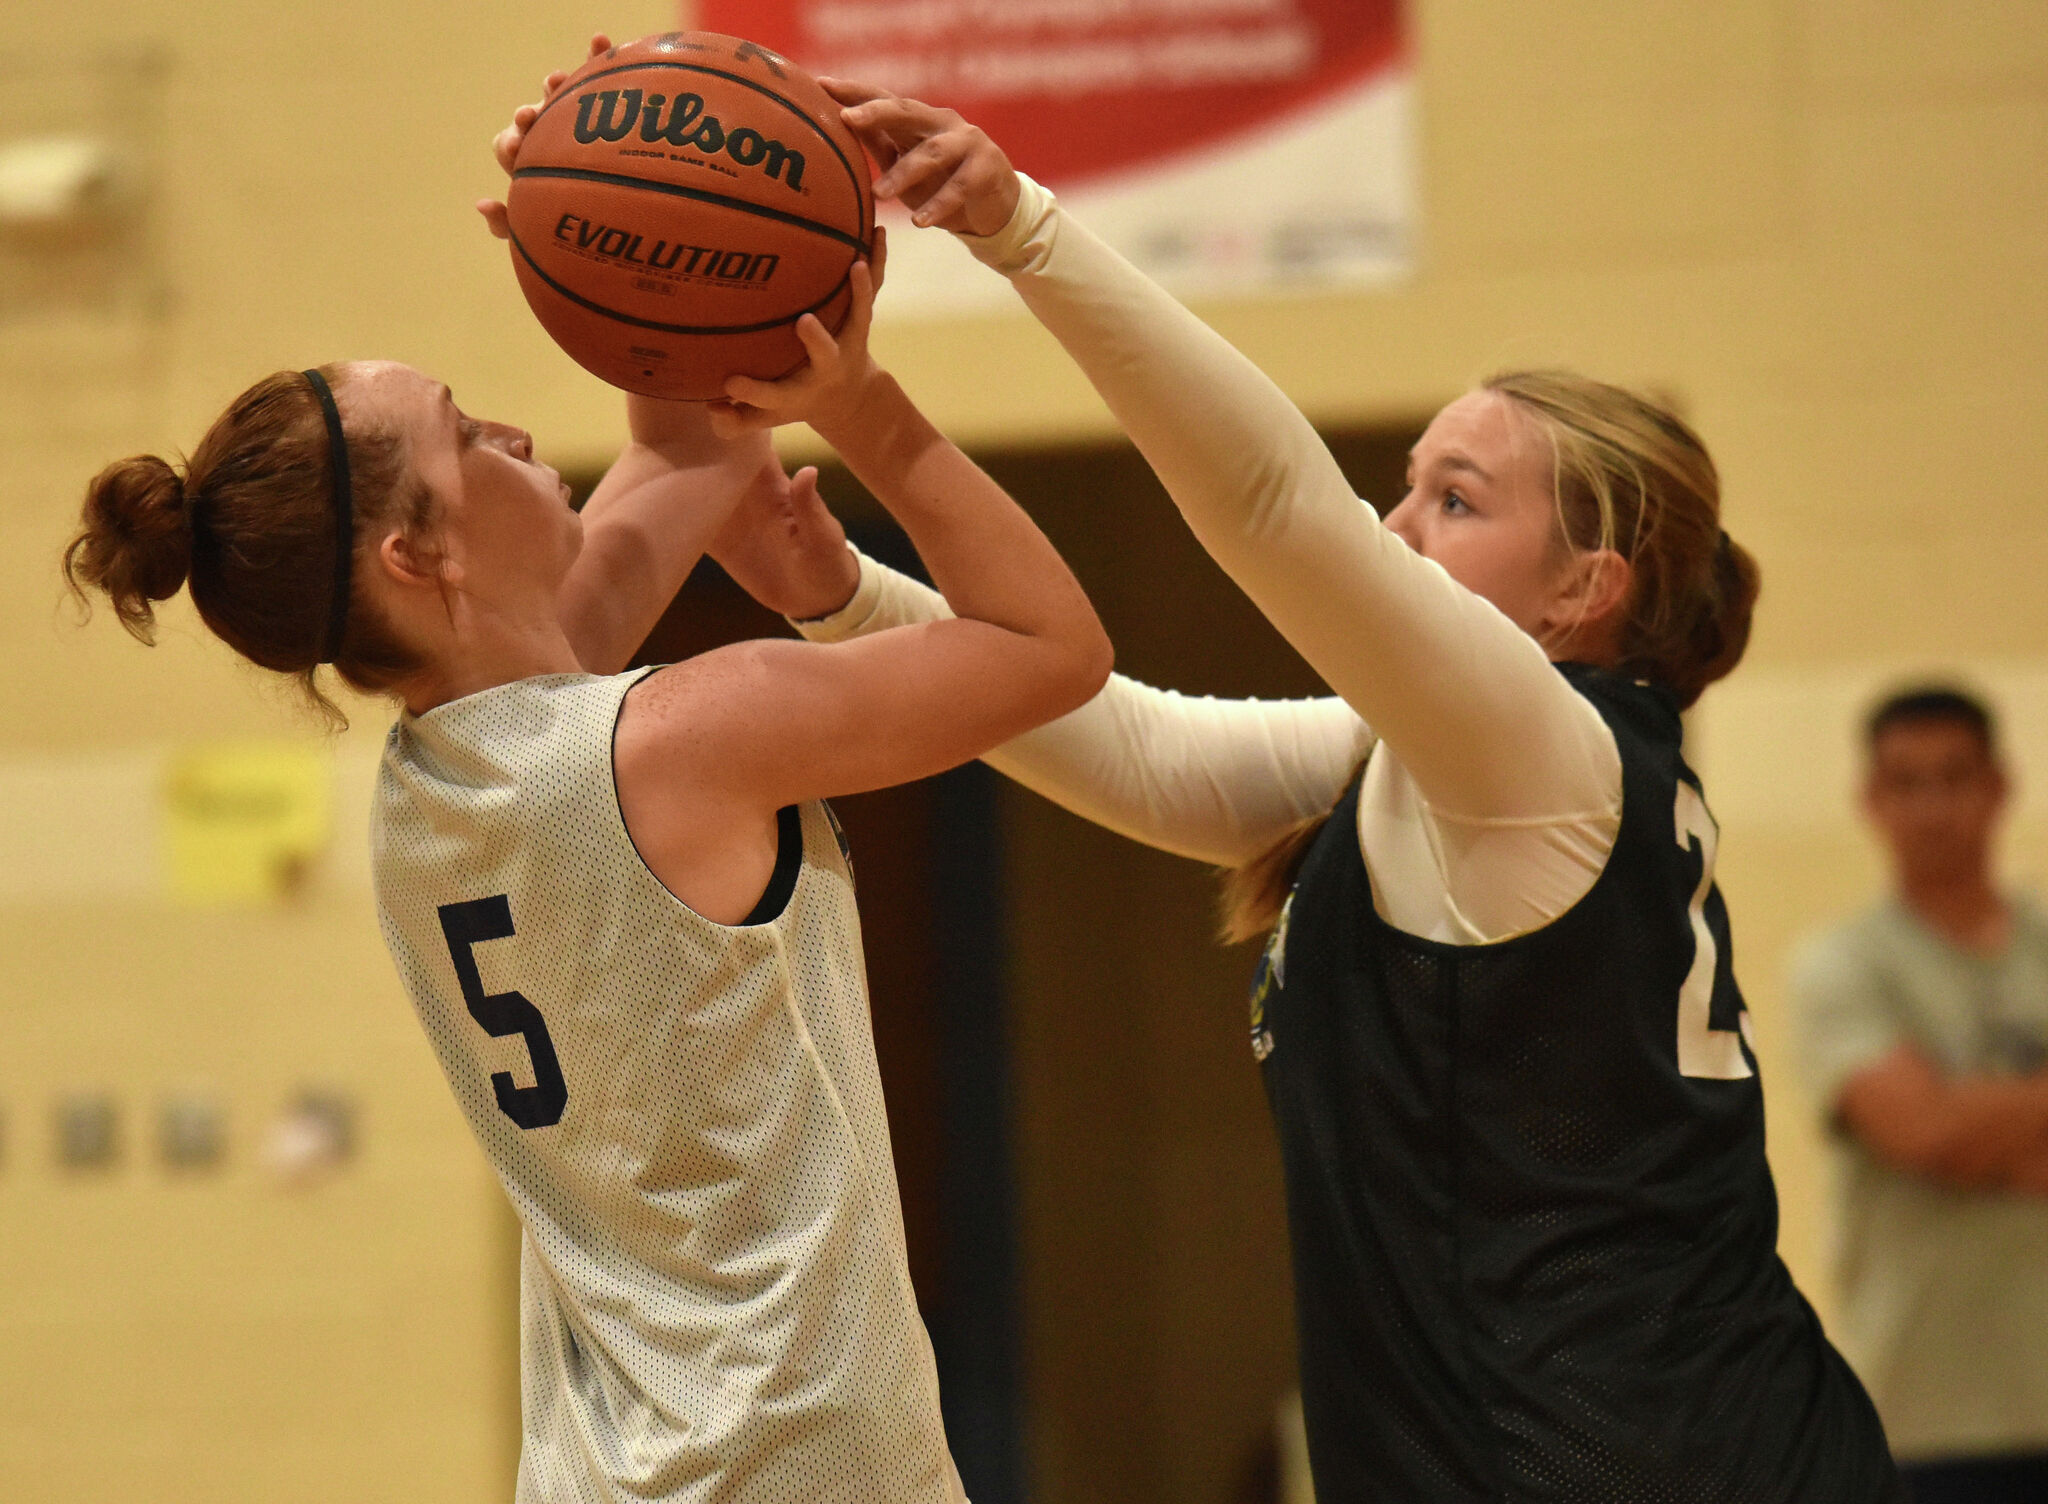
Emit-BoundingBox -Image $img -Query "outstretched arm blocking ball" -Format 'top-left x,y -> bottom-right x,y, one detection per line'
818,80 -> 1020,235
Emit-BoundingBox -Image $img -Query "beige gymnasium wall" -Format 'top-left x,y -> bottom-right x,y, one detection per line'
1,0 -> 2044,1498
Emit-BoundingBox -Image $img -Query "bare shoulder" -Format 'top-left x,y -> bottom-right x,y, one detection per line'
612,641 -> 811,925
615,638 -> 815,776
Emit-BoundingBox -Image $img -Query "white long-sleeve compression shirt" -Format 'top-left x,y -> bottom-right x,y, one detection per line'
802,179 -> 1623,945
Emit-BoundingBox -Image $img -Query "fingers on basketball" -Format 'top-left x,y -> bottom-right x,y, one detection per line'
819,76 -> 893,109
834,108 -> 904,172
911,156 -> 989,230
862,135 -> 905,177
839,260 -> 878,346
537,35 -> 605,104
706,399 -> 776,439
719,362 -> 795,410
866,98 -> 956,150
865,225 -> 889,294
843,98 -> 946,175
789,466 -> 821,510
881,130 -> 976,207
792,312 -> 843,373
501,96 -> 550,170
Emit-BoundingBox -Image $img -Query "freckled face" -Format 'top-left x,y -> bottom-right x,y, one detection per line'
347,361 -> 581,596
1381,389 -> 1573,642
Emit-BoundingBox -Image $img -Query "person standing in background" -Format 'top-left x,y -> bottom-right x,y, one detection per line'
1792,687 -> 2048,1503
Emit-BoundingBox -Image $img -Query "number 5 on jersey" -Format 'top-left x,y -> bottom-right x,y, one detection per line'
1673,782 -> 1754,1081
438,895 -> 570,1128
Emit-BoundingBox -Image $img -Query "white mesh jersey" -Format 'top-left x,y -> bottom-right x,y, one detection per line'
371,669 -> 966,1504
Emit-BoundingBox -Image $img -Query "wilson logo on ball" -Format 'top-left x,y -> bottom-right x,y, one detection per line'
504,30 -> 874,400
572,89 -> 808,190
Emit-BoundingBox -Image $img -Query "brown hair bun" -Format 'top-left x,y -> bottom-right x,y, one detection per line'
64,366 -> 441,729
66,454 -> 194,643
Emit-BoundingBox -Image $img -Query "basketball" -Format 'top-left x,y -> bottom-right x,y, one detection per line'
504,32 -> 874,401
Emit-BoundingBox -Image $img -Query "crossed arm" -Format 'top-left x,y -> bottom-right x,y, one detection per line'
1837,1045 -> 2048,1195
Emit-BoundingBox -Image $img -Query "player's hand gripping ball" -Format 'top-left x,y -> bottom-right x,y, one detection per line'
504,32 -> 875,401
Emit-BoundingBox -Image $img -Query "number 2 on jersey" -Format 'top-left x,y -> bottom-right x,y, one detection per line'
1673,782 -> 1754,1081
438,895 -> 570,1128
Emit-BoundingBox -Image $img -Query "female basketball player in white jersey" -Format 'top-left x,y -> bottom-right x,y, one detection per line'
711,90 -> 1904,1503
64,183 -> 1111,1504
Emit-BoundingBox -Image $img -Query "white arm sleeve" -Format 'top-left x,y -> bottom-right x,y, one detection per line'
953,177 -> 1620,829
794,550 -> 1374,867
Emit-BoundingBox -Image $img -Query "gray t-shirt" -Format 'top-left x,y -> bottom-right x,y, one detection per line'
1790,894 -> 2048,1461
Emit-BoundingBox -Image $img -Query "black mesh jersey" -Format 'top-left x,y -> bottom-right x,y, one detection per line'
1251,665 -> 1898,1503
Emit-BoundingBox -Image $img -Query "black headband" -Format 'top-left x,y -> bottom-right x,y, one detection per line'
301,368 -> 355,665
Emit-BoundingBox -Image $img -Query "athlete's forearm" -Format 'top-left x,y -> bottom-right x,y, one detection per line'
1843,1054 -> 2048,1188
796,552 -> 1372,864
1928,1075 -> 2048,1186
807,374 -> 1108,687
557,407 -> 770,674
955,182 -> 1617,825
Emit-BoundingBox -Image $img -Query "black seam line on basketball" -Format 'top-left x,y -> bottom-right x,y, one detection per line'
528,60 -> 866,210
513,166 -> 868,253
509,228 -> 851,336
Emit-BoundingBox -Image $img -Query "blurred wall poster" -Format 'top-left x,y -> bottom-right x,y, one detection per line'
698,0 -> 1413,308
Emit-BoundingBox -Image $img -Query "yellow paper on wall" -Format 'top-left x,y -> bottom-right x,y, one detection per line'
162,743 -> 332,905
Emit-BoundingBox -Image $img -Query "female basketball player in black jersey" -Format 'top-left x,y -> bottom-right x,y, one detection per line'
712,88 -> 1904,1503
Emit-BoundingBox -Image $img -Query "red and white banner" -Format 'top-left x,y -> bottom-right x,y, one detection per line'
694,0 -> 1412,308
